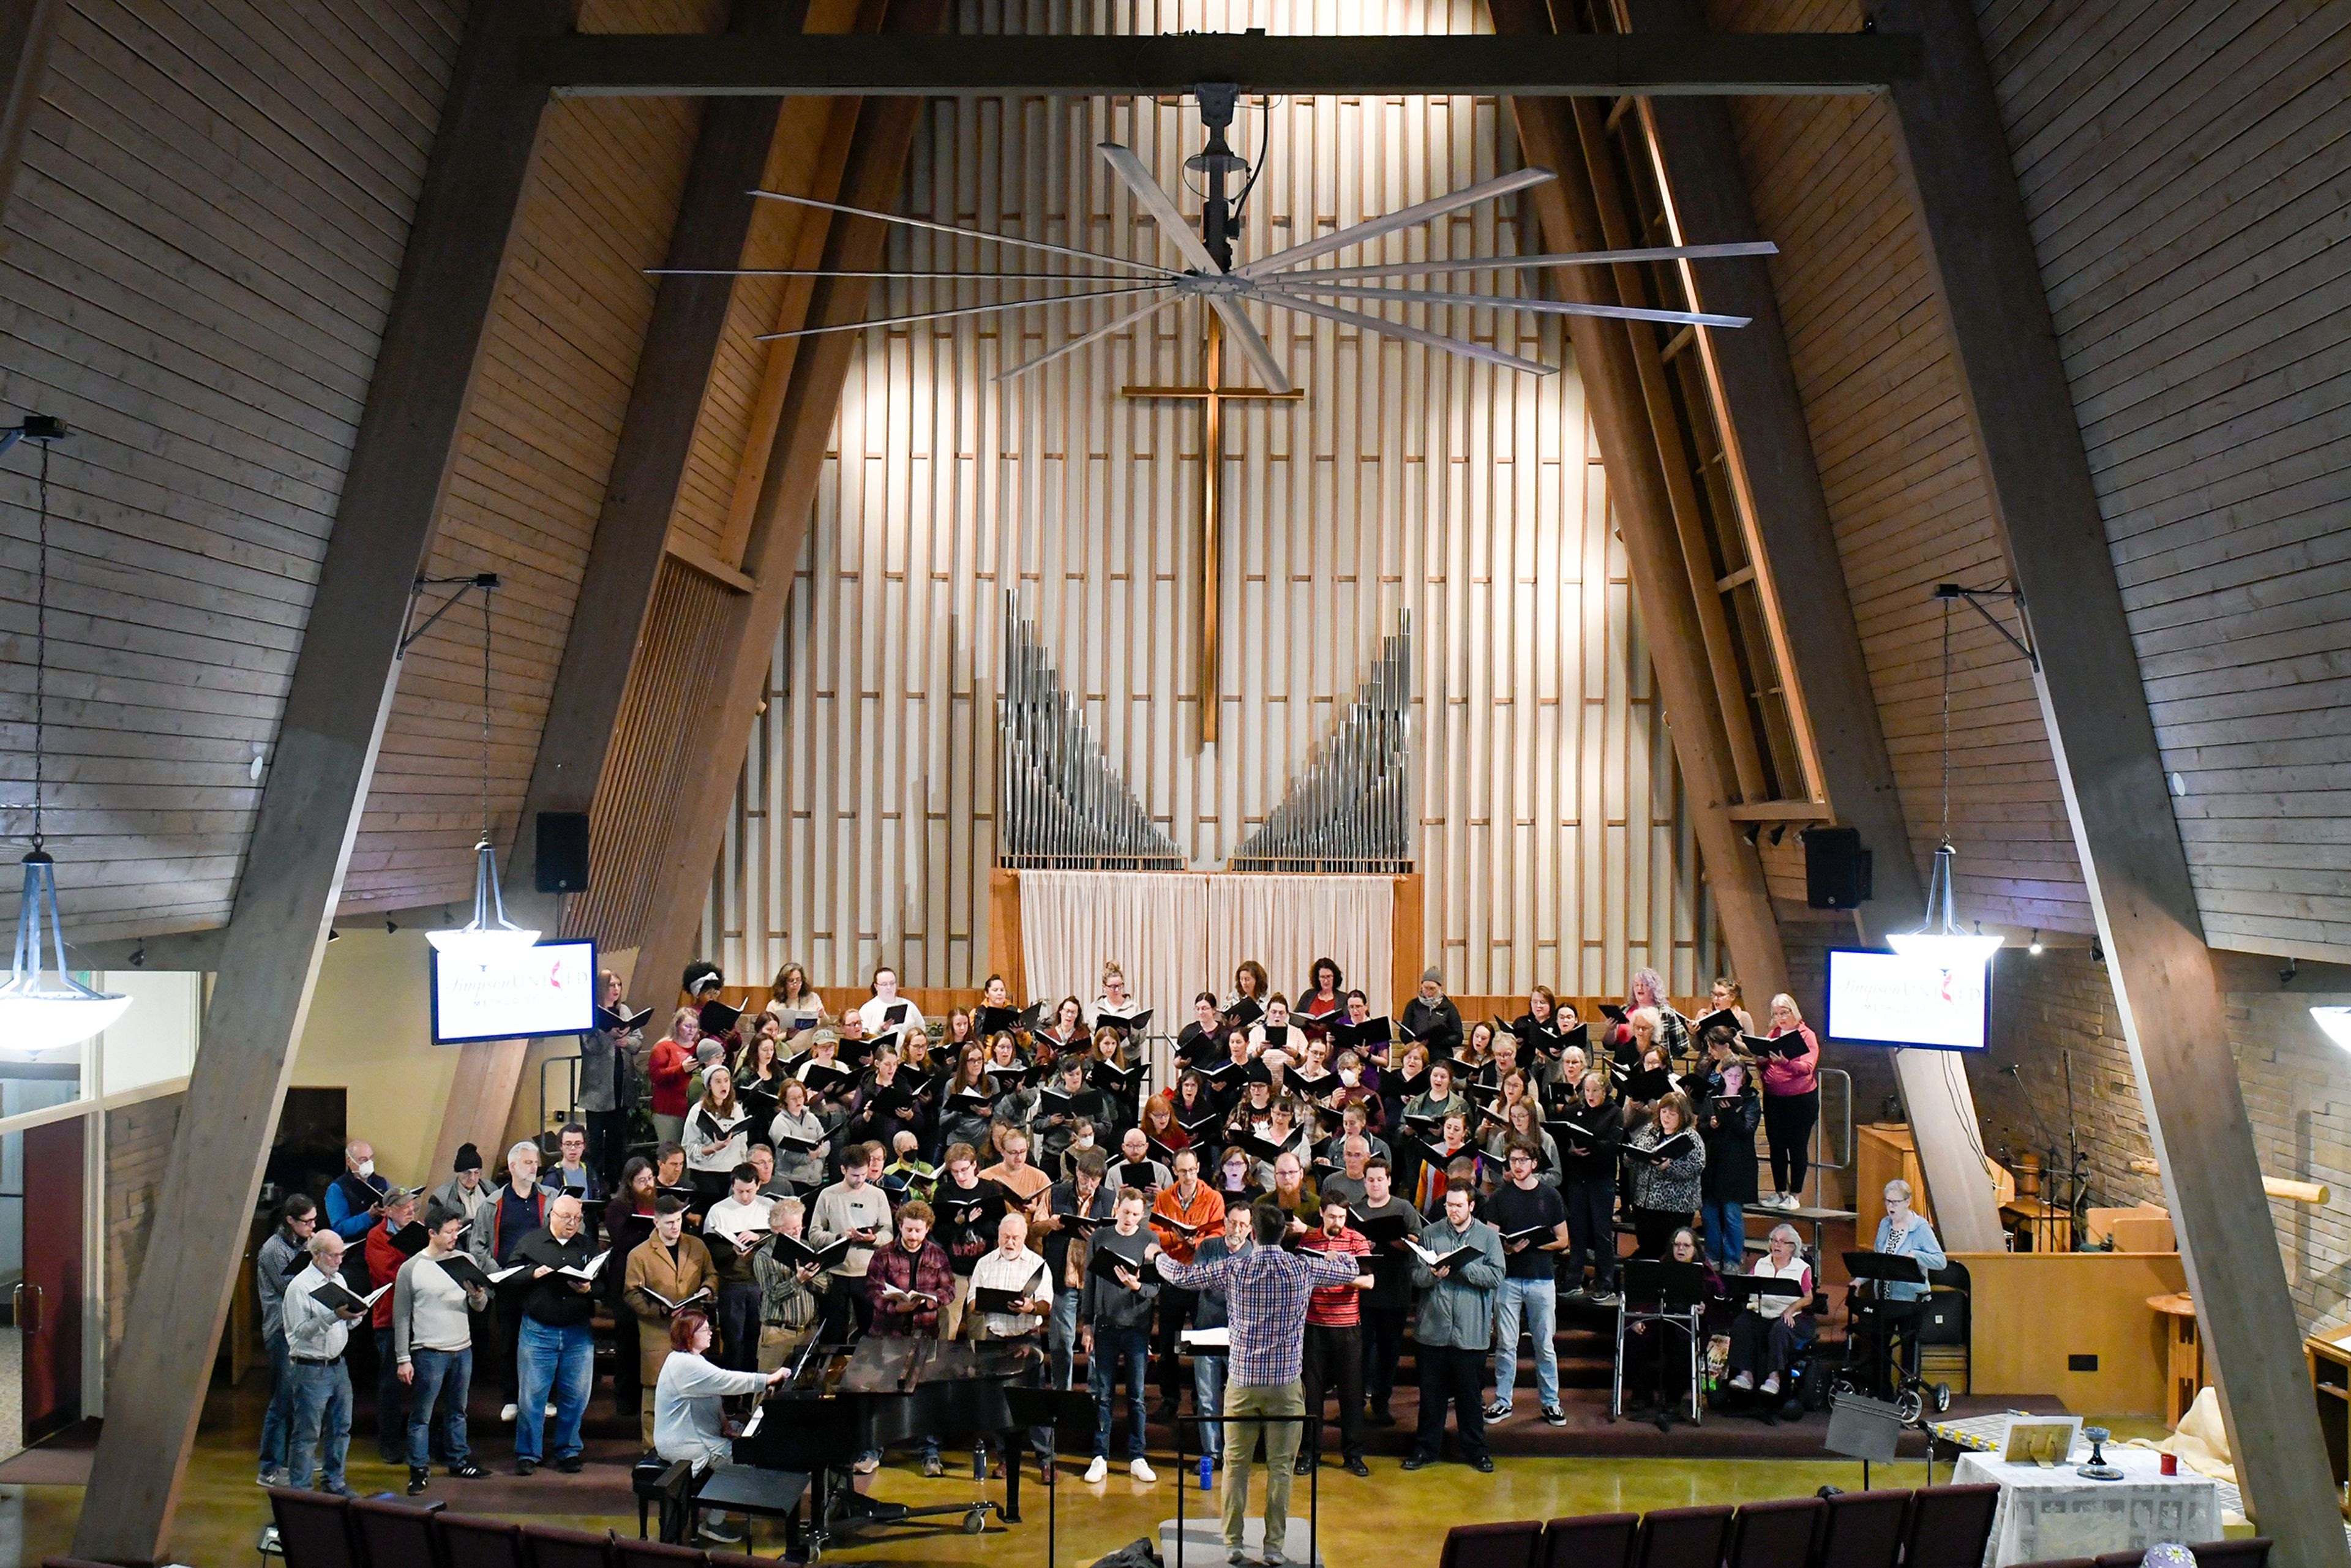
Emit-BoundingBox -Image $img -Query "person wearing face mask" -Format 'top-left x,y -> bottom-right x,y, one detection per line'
324,1139 -> 392,1247
511,1194 -> 603,1475
391,1198 -> 492,1494
624,1193 -> 718,1447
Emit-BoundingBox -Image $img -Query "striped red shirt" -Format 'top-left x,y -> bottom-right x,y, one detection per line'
1297,1227 -> 1371,1327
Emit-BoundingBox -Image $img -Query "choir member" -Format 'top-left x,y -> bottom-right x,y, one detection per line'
808,1142 -> 894,1346
683,1066 -> 751,1199
391,1199 -> 491,1494
866,1199 -> 956,1474
1725,1222 -> 1815,1400
1295,958 -> 1345,1035
1491,1098 -> 1559,1190
765,961 -> 828,1028
648,1008 -> 699,1146
1558,1072 -> 1624,1302
1093,961 -> 1141,1024
1352,1157 -> 1422,1427
1401,1181 -> 1504,1472
1619,1225 -> 1721,1427
1624,967 -> 1692,1061
1147,1146 -> 1226,1421
1627,1090 -> 1706,1258
1035,1147 -> 1117,1395
1177,991 -> 1226,1068
1224,959 -> 1270,1022
1399,966 -> 1464,1060
1212,1146 -> 1259,1207
621,1193 -> 714,1446
580,969 -> 642,1182
857,966 -> 926,1038
767,1076 -> 832,1191
1138,1092 -> 1187,1155
1251,994 -> 1300,1062
1036,996 -> 1089,1056
938,1041 -> 999,1157
1077,1188 -> 1160,1484
1295,1197 -> 1374,1475
1171,1071 -> 1222,1155
1696,1025 -> 1761,1266
1760,992 -> 1823,1211
931,1143 -> 1013,1341
751,1198 -> 823,1370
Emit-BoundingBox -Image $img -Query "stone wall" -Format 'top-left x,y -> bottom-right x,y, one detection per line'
102,1094 -> 182,1371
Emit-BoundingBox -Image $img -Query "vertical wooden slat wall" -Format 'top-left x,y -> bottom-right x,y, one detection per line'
700,0 -> 1721,998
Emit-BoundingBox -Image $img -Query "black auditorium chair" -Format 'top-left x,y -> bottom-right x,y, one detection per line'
1438,1519 -> 1545,1568
1630,1504 -> 1734,1568
1539,1511 -> 1637,1568
268,1487 -> 361,1568
352,1496 -> 445,1568
523,1523 -> 617,1568
1722,1496 -> 1821,1568
1898,1482 -> 2000,1568
612,1540 -> 711,1568
1814,1488 -> 1910,1568
437,1515 -> 527,1568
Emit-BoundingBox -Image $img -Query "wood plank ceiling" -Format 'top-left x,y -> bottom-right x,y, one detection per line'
4,0 -> 2347,966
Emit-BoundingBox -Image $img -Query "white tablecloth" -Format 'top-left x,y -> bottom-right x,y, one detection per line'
1955,1447 -> 2221,1567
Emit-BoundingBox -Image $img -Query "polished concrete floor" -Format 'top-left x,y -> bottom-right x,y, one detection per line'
0,1368 -> 2180,1566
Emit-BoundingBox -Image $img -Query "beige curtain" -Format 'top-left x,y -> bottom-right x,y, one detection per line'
1018,871 -> 1395,1090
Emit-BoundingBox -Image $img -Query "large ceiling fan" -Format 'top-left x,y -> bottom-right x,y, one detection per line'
658,86 -> 1774,387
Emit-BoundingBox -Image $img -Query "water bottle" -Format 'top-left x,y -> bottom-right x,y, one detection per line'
1199,1451 -> 1214,1490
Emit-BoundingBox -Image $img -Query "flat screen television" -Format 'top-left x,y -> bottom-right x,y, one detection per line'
1823,947 -> 1991,1052
429,938 -> 598,1045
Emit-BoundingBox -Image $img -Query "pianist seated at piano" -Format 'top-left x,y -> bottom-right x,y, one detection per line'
651,1307 -> 795,1547
864,1199 -> 958,1476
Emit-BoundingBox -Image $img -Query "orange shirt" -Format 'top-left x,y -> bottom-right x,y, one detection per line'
1150,1179 -> 1226,1264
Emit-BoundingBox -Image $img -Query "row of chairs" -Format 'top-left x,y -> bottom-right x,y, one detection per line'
1439,1485 -> 1997,1568
2012,1548 -> 2269,1568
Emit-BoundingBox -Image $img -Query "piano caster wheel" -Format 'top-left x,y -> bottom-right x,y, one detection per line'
963,1507 -> 988,1534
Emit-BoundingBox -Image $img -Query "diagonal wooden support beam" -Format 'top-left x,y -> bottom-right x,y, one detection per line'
1876,1 -> 2348,1558
1488,0 -> 1785,997
67,2 -> 569,1559
609,0 -> 948,1003
0,0 -> 57,250
1622,0 -> 1998,1251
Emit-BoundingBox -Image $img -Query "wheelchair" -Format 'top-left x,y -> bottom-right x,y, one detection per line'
1832,1286 -> 1951,1426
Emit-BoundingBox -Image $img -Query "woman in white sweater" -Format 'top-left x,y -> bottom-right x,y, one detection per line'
654,1308 -> 793,1544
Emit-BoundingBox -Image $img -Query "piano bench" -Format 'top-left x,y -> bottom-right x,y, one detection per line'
634,1458 -> 696,1544
694,1465 -> 811,1553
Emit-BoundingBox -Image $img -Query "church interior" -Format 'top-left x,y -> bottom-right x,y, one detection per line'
0,0 -> 2347,1565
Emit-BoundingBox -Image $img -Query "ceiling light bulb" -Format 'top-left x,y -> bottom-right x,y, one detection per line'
2027,929 -> 2044,956
2311,1007 -> 2351,1053
0,851 -> 130,1051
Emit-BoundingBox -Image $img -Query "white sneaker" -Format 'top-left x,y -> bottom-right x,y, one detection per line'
1130,1457 -> 1157,1483
499,1404 -> 518,1423
1083,1456 -> 1109,1484
1728,1371 -> 1753,1390
1761,1373 -> 1781,1396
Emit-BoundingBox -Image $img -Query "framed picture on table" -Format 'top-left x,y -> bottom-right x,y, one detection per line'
2000,1416 -> 2082,1467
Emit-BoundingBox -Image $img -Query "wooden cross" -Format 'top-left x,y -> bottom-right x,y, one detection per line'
1121,311 -> 1303,744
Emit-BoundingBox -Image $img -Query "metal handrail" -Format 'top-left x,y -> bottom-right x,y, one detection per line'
537,1049 -> 581,1151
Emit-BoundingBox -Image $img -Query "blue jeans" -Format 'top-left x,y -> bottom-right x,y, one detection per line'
1704,1199 -> 1746,1269
514,1318 -> 594,1462
406,1346 -> 473,1467
1491,1277 -> 1558,1408
1048,1288 -> 1082,1390
258,1330 -> 294,1471
1089,1325 -> 1150,1460
1193,1352 -> 1228,1461
287,1357 -> 351,1490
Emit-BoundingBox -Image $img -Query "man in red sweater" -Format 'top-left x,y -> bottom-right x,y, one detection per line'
866,1199 -> 956,1475
1295,1199 -> 1374,1476
366,1189 -> 419,1465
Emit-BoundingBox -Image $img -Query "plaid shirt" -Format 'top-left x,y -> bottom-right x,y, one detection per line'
1156,1242 -> 1362,1387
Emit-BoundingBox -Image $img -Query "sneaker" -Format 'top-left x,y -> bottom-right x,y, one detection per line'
407,1467 -> 431,1496
1083,1455 -> 1109,1484
500,1403 -> 519,1423
317,1479 -> 357,1498
257,1468 -> 289,1488
448,1461 -> 488,1479
1263,1547 -> 1288,1566
700,1515 -> 746,1546
923,1455 -> 945,1477
1542,1405 -> 1567,1427
1591,1289 -> 1621,1307
852,1450 -> 882,1474
1229,1551 -> 1248,1566
1130,1457 -> 1157,1483
1761,1373 -> 1781,1396
1729,1371 -> 1755,1390
1482,1398 -> 1512,1421
1293,1453 -> 1313,1476
554,1454 -> 583,1474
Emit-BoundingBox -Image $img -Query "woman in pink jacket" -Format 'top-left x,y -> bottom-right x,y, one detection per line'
1759,992 -> 1821,1210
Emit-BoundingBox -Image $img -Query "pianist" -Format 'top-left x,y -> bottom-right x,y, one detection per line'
651,1307 -> 794,1547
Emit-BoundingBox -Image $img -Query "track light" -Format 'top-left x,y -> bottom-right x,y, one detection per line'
2027,929 -> 2042,956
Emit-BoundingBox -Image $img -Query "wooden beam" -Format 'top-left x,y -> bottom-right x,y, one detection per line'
67,3 -> 567,1559
1876,2 -> 2347,1558
624,0 -> 948,1005
523,29 -> 1921,98
0,0 -> 56,250
1622,0 -> 1998,1250
1490,0 -> 1786,999
987,868 -> 1026,1001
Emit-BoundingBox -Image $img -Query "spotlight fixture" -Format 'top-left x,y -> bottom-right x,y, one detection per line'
2027,929 -> 2043,956
1768,823 -> 1787,847
2282,957 -> 2298,986
2090,936 -> 2104,964
0,415 -> 131,1051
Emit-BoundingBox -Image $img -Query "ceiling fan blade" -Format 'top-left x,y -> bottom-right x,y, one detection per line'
650,267 -> 1153,282
995,292 -> 1180,382
756,283 -> 1167,342
1262,279 -> 1750,329
1235,167 -> 1556,279
1275,240 -> 1780,284
1207,297 -> 1291,396
750,187 -> 1180,277
1095,143 -> 1224,276
1262,290 -> 1554,376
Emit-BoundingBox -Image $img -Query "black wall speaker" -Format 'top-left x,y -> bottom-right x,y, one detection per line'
1804,826 -> 1872,910
536,811 -> 590,894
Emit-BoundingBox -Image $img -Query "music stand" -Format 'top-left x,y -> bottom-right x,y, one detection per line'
1005,1386 -> 1097,1568
1840,1249 -> 1929,1401
1613,1259 -> 1711,1427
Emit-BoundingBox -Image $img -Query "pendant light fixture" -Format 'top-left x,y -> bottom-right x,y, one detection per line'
1887,590 -> 2004,969
426,574 -> 538,959
0,416 -> 130,1049
2311,1007 -> 2351,1053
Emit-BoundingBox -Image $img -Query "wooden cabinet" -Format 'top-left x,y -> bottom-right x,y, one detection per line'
1856,1123 -> 1929,1239
2307,1332 -> 2351,1517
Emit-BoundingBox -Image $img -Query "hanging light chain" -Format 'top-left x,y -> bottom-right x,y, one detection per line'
481,577 -> 493,847
1939,591 -> 1953,848
31,437 -> 48,853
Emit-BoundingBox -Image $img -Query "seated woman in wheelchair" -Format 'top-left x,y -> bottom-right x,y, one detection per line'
1846,1177 -> 1946,1401
1725,1221 -> 1815,1400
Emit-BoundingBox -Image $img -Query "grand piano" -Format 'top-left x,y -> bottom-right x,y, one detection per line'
733,1335 -> 1043,1555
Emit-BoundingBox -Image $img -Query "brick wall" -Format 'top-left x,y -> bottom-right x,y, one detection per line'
1959,948 -> 2351,1335
103,1093 -> 182,1370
